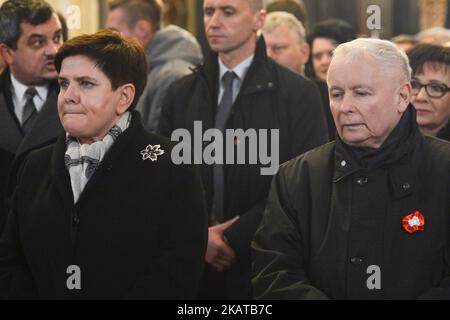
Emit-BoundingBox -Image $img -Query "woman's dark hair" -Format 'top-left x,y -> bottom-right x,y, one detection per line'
305,19 -> 356,79
407,44 -> 450,75
55,29 -> 148,111
307,19 -> 356,46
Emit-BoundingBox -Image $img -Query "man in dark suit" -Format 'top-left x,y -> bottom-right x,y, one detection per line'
0,0 -> 63,230
0,148 -> 14,220
159,0 -> 328,299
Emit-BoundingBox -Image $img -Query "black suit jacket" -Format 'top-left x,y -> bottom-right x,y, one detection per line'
0,148 -> 14,222
0,69 -> 62,157
0,69 -> 63,232
0,112 -> 208,299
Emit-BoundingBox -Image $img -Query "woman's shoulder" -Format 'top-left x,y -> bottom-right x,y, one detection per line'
424,135 -> 450,160
22,143 -> 55,166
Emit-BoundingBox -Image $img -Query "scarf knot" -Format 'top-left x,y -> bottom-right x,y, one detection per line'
65,112 -> 131,203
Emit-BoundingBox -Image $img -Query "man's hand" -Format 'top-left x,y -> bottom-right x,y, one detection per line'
205,216 -> 240,272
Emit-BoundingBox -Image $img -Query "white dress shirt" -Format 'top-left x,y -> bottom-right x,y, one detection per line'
10,74 -> 48,124
218,54 -> 254,104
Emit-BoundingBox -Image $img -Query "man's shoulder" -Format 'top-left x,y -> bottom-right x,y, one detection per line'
267,58 -> 314,87
149,59 -> 196,85
0,70 -> 11,97
164,68 -> 203,95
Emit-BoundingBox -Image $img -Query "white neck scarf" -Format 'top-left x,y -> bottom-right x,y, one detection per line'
65,112 -> 131,203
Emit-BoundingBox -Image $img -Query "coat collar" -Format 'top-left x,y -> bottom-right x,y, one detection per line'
196,36 -> 276,99
436,120 -> 450,141
333,106 -> 425,199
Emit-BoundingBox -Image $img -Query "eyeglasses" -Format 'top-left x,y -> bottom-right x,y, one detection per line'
411,80 -> 450,98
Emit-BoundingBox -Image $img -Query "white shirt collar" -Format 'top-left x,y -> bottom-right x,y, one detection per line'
10,73 -> 48,106
218,54 -> 254,81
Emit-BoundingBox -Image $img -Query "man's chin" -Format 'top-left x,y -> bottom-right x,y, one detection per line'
42,70 -> 58,81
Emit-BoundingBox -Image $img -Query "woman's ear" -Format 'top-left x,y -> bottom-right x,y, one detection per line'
116,84 -> 136,114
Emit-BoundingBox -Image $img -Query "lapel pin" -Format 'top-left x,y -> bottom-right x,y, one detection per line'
141,144 -> 165,162
402,210 -> 425,234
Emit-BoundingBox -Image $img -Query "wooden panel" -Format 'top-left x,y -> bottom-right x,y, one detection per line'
419,0 -> 448,30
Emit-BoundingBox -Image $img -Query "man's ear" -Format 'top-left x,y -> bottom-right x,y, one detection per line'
0,43 -> 14,65
397,82 -> 412,113
116,83 -> 136,115
299,42 -> 310,61
254,10 -> 266,32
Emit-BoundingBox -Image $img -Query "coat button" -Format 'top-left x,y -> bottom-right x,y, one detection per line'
402,182 -> 411,190
72,215 -> 80,227
357,177 -> 368,186
350,257 -> 364,265
340,160 -> 347,167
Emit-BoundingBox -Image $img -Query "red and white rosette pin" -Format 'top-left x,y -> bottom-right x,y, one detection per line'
402,211 -> 425,234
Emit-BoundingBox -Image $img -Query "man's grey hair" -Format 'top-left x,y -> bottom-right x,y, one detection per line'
262,11 -> 306,43
417,27 -> 450,46
332,38 -> 412,82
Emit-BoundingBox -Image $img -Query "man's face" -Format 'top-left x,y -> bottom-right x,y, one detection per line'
107,8 -> 135,39
328,55 -> 410,149
411,63 -> 450,135
107,8 -> 152,49
264,25 -> 309,74
5,14 -> 62,86
203,0 -> 265,57
312,37 -> 337,82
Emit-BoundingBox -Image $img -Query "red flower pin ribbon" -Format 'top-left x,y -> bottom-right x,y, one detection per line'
402,211 -> 425,234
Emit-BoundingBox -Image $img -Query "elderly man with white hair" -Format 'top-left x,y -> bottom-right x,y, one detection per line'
252,38 -> 450,299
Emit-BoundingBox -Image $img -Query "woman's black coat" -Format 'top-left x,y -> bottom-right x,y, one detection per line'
0,113 -> 208,299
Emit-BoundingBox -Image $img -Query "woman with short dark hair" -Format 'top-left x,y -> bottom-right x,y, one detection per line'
408,44 -> 450,141
0,30 -> 207,299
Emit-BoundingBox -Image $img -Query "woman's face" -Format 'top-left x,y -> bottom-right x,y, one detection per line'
57,55 -> 131,144
411,63 -> 450,136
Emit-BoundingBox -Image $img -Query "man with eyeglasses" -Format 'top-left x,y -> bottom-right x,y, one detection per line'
408,44 -> 450,141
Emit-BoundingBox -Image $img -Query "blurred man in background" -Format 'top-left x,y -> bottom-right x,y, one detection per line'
262,11 -> 309,76
107,0 -> 203,133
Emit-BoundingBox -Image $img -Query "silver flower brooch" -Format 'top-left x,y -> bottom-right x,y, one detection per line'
141,144 -> 165,161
